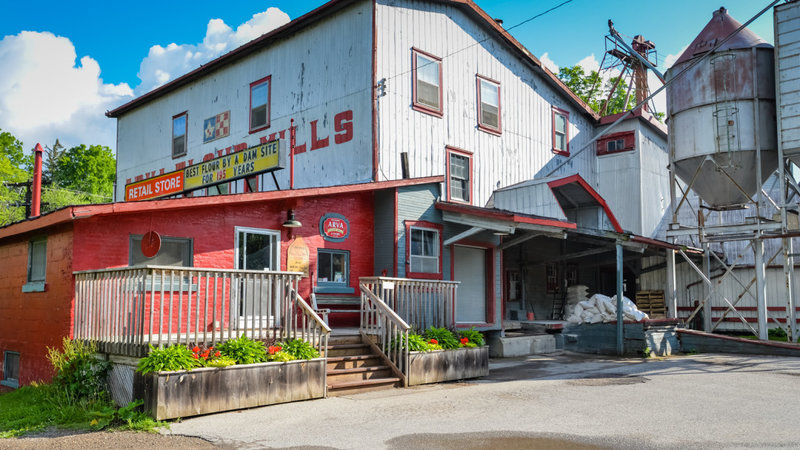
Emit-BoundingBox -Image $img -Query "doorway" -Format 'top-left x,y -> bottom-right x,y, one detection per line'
454,245 -> 487,323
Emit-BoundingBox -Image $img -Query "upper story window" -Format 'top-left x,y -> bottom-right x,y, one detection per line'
172,112 -> 187,159
597,131 -> 636,156
412,48 -> 442,116
406,221 -> 442,279
249,76 -> 271,133
447,147 -> 472,204
24,237 -> 47,292
552,107 -> 570,156
477,76 -> 501,133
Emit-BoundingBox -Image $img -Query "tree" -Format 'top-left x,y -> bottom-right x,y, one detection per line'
558,65 -> 637,116
0,130 -> 31,225
0,131 -> 116,226
50,144 -> 115,198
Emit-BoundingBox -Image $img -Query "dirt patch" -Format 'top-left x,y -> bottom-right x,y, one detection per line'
568,374 -> 649,386
0,430 -> 221,449
386,431 -> 608,449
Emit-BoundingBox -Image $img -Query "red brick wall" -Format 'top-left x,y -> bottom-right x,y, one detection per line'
0,225 -> 74,385
73,192 -> 375,298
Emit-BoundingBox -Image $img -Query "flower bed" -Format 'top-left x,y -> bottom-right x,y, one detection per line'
133,358 -> 326,420
132,336 -> 325,420
407,345 -> 489,385
404,327 -> 489,386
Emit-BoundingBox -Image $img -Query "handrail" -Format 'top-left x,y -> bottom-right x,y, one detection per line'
73,266 -> 319,358
360,284 -> 410,386
359,276 -> 458,331
360,287 -> 411,331
359,276 -> 460,285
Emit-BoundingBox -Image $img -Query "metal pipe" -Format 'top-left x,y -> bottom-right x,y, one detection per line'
702,244 -> 713,332
754,239 -> 768,339
31,143 -> 43,218
616,243 -> 624,355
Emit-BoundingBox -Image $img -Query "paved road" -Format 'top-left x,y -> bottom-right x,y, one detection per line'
166,352 -> 800,449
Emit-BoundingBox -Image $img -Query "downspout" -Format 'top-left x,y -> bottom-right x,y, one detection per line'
31,143 -> 44,218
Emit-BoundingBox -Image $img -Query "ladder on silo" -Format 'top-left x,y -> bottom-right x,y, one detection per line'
711,52 -> 741,166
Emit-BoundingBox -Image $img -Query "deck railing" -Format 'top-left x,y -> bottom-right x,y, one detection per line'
359,284 -> 411,386
359,277 -> 459,331
73,266 -> 330,357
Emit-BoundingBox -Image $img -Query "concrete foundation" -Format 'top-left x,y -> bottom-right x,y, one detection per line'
488,334 -> 558,357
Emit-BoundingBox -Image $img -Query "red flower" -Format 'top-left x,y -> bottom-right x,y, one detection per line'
192,354 -> 199,359
429,339 -> 438,345
192,346 -> 200,353
214,351 -> 221,357
268,345 -> 283,355
460,337 -> 469,345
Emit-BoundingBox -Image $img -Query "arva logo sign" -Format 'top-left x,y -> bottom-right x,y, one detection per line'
320,213 -> 349,242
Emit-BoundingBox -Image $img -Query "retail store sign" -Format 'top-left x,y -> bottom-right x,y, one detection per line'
320,213 -> 349,242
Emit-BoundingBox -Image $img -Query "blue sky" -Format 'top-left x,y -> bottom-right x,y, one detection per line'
0,0 -> 778,152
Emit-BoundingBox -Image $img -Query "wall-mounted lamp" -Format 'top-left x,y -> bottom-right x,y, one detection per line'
282,209 -> 302,228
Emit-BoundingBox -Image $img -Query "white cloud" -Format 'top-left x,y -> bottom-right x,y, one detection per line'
136,8 -> 290,94
0,31 -> 133,151
576,54 -> 600,74
539,52 -> 559,73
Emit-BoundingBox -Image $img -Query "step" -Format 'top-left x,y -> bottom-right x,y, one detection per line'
326,354 -> 383,370
326,343 -> 371,357
327,377 -> 402,396
327,365 -> 393,383
328,334 -> 363,345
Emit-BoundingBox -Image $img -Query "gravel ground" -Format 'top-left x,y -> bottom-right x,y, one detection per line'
0,429 -> 219,449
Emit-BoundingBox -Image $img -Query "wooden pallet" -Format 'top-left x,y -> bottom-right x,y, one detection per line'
635,290 -> 667,318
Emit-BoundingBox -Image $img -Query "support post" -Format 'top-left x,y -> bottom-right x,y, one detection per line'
616,243 -> 624,356
702,244 -> 712,332
666,248 -> 677,319
782,238 -> 797,342
754,239 -> 768,340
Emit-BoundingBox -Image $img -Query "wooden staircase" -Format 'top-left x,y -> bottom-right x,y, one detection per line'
326,333 -> 402,396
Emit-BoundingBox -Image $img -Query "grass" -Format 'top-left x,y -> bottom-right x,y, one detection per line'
0,383 -> 166,438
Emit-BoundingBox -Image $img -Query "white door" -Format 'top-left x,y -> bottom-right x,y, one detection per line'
234,227 -> 281,331
454,245 -> 487,323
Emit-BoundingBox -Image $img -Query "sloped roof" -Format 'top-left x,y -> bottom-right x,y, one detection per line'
106,0 -> 598,120
673,7 -> 772,66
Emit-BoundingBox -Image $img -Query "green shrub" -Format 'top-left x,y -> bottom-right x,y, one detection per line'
136,344 -> 200,374
279,338 -> 320,360
217,334 -> 267,364
394,333 -> 433,352
458,328 -> 485,347
424,327 -> 459,349
268,351 -> 295,362
205,356 -> 237,367
46,338 -> 111,401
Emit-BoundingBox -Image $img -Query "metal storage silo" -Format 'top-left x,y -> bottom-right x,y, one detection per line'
666,7 -> 777,209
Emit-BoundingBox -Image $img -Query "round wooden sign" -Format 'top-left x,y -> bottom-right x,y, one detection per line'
141,231 -> 161,258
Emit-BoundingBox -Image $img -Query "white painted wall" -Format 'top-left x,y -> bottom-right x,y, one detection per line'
375,0 -> 597,208
114,1 -> 373,200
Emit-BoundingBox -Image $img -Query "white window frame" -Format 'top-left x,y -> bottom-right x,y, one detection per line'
447,148 -> 472,204
409,226 -> 440,275
234,227 -> 282,330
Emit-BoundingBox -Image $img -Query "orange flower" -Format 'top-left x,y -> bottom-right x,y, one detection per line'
429,339 -> 438,345
460,337 -> 469,345
192,346 -> 200,353
214,351 -> 221,357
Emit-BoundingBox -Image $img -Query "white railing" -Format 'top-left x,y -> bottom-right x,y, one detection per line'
359,277 -> 459,332
360,285 -> 411,386
73,266 -> 330,357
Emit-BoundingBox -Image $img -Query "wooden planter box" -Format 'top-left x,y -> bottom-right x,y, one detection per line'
407,346 -> 489,386
133,358 -> 326,420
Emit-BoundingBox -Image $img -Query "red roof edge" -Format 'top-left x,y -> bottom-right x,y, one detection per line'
436,201 -> 577,230
546,174 -> 624,233
0,176 -> 444,240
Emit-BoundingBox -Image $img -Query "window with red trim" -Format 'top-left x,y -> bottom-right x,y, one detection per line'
249,76 -> 271,133
477,76 -> 500,133
446,148 -> 472,204
597,131 -> 636,156
552,107 -> 569,156
412,49 -> 442,116
406,222 -> 442,279
172,112 -> 187,159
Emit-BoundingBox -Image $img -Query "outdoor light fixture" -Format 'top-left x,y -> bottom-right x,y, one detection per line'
282,209 -> 302,228
493,230 -> 510,236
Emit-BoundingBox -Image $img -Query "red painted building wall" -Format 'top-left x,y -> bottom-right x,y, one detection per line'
0,225 -> 74,385
1,190 -> 375,387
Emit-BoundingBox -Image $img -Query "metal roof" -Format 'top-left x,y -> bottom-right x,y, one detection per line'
673,7 -> 772,66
